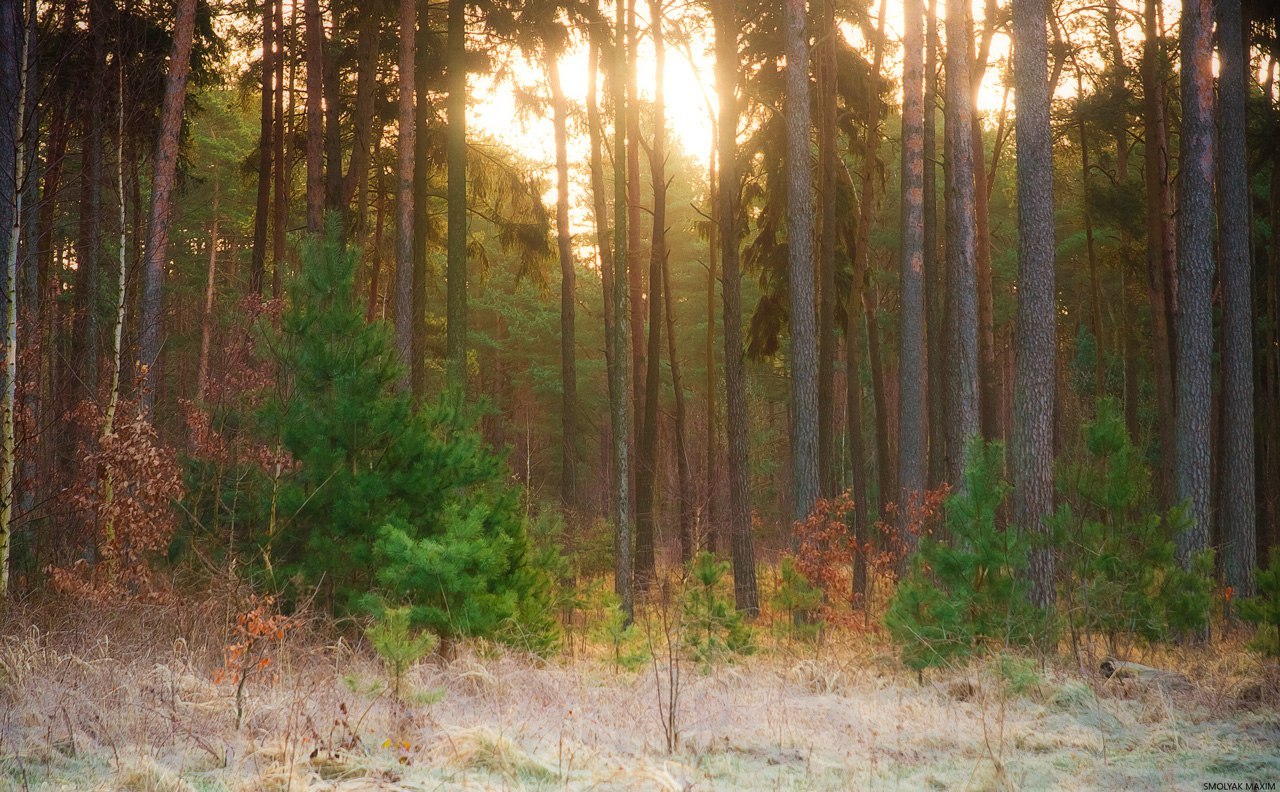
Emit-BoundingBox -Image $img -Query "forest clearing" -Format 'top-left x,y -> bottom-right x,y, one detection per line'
2,594 -> 1278,791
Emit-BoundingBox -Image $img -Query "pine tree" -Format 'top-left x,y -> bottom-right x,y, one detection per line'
264,228 -> 554,649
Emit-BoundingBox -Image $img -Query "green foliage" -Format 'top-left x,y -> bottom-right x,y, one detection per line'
681,552 -> 755,664
997,654 -> 1042,698
1240,549 -> 1280,658
365,605 -> 439,701
263,226 -> 555,651
770,556 -> 825,642
885,441 -> 1045,670
585,582 -> 649,671
1053,400 -> 1210,650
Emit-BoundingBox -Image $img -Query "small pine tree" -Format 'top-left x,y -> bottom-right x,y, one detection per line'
681,552 -> 755,664
1240,550 -> 1280,658
885,440 -> 1045,670
770,556 -> 825,642
262,226 -> 555,650
366,605 -> 439,702
1052,399 -> 1210,654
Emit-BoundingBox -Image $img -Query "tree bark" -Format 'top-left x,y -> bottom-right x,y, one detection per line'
446,0 -> 468,395
897,0 -> 926,548
394,0 -> 415,390
1216,0 -> 1254,597
1012,0 -> 1058,609
612,0 -> 634,619
944,0 -> 980,487
1143,0 -> 1177,503
550,55 -> 578,509
784,0 -> 818,526
626,0 -> 644,455
924,0 -> 944,488
815,0 -> 838,498
715,0 -> 757,614
271,0 -> 285,297
250,0 -> 273,294
411,3 -> 431,398
1174,0 -> 1215,577
635,0 -> 667,587
304,0 -> 324,231
137,0 -> 199,417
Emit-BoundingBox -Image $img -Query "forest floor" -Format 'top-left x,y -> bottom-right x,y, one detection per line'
0,595 -> 1278,791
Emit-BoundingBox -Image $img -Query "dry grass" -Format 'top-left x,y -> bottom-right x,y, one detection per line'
0,592 -> 1277,791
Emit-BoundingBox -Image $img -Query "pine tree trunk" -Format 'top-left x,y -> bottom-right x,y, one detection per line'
0,0 -> 31,600
943,0 -> 980,487
924,0 -> 944,488
898,0 -> 926,548
715,0 -> 757,614
1075,68 -> 1104,398
342,6 -> 379,212
635,0 -> 667,587
366,169 -> 385,324
705,136 -> 718,553
394,0 -> 415,390
271,0 -> 285,297
304,0 -> 324,231
626,0 -> 644,455
446,0 -> 467,395
1174,0 -> 1215,578
972,0 -> 999,442
196,198 -> 218,403
550,56 -> 578,509
1216,0 -> 1254,597
250,0 -> 272,294
411,3 -> 430,397
612,0 -> 634,619
1012,0 -> 1057,609
1143,0 -> 1177,503
815,0 -> 838,498
137,0 -> 199,418
784,0 -> 818,525
586,35 -> 616,453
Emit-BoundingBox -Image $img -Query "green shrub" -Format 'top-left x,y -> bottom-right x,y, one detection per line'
1240,549 -> 1280,658
885,440 -> 1045,670
261,226 -> 555,651
365,605 -> 439,702
682,552 -> 755,664
1052,399 -> 1210,652
770,556 -> 825,642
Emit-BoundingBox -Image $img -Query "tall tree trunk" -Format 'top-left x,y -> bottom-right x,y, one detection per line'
0,0 -> 31,600
446,0 -> 467,395
271,0 -> 285,297
854,0 -> 893,514
944,0 -> 980,486
627,0 -> 644,455
137,0 -> 199,417
411,3 -> 430,397
784,0 -> 818,525
196,196 -> 218,403
304,0 -> 324,231
1143,0 -> 1177,502
366,168 -> 385,323
1075,68 -> 1105,398
1174,0 -> 1215,579
635,0 -> 667,586
848,0 -> 886,602
924,0 -> 944,487
715,0 -> 757,614
705,131 -> 718,553
663,233 -> 694,565
394,0 -> 415,390
898,0 -> 926,547
1012,0 -> 1057,609
250,0 -> 273,294
586,34 -> 616,448
815,0 -> 838,498
612,0 -> 634,619
550,55 -> 578,509
1217,0 -> 1254,597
